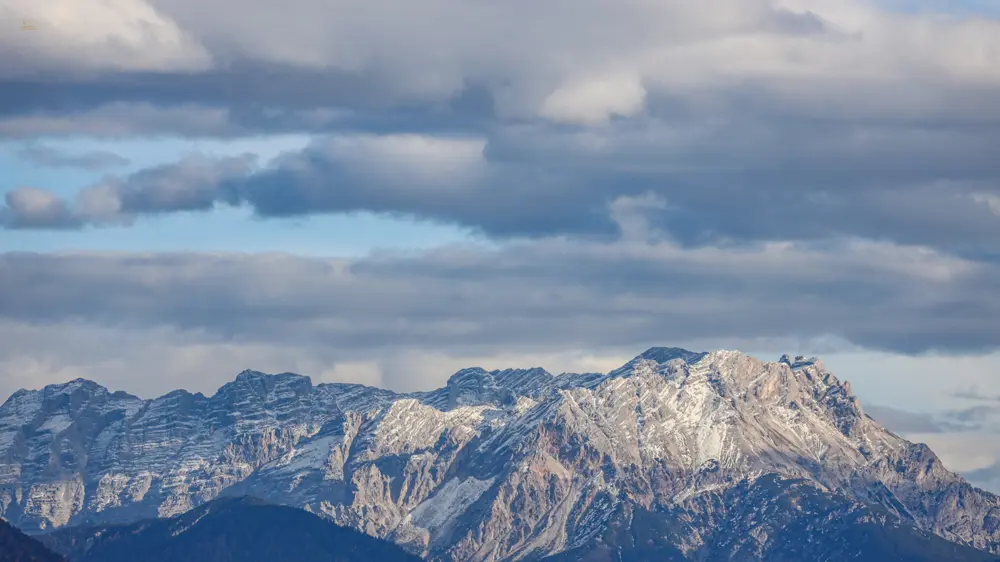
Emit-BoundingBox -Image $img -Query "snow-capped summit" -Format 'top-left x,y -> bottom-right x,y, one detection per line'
1,348 -> 998,561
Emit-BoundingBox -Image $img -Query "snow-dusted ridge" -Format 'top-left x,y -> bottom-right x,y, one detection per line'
1,348 -> 999,561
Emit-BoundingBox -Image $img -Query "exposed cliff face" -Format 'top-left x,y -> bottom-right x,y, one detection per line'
2,348 -> 999,561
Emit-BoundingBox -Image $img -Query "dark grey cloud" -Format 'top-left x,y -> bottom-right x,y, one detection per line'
15,144 -> 130,170
0,103 -> 243,138
0,154 -> 257,229
867,402 -> 1000,435
952,388 -> 1000,402
945,405 -> 1000,426
965,463 -> 1000,492
1,236 -> 997,355
0,65 -> 497,127
864,404 -> 945,434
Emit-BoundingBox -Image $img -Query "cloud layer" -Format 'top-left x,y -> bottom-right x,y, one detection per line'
3,220 -> 996,357
5,0 -> 1000,114
3,0 -> 1000,255
5,123 -> 1000,259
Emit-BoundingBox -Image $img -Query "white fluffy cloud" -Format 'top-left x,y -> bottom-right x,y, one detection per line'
540,74 -> 647,125
1,0 -> 210,74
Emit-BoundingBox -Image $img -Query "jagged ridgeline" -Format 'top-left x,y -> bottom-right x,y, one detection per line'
2,348 -> 1000,561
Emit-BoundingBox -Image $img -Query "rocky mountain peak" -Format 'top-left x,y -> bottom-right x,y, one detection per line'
445,367 -> 492,387
638,346 -> 709,364
443,368 -> 515,408
231,369 -> 312,386
604,348 -> 870,445
46,378 -> 107,393
36,379 -> 116,409
218,370 -> 314,400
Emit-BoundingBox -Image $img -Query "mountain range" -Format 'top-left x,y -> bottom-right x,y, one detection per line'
2,347 -> 1000,561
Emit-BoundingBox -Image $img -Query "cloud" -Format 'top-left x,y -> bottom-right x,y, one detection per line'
0,187 -> 80,229
0,319 -> 631,400
866,400 -> 1000,440
965,462 -> 1000,494
1,1 -> 998,269
0,242 -> 996,403
1,153 -> 258,228
864,404 -> 945,434
0,0 -> 210,75
80,153 -> 258,222
2,0 -> 1000,125
945,404 -> 1000,428
15,144 -> 130,169
952,388 -> 1000,402
0,226 -> 996,357
539,74 -> 646,125
873,403 -> 1000,434
5,119 -> 1000,261
0,103 -> 237,138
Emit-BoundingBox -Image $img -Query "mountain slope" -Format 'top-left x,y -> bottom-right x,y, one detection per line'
0,518 -> 64,562
2,347 -> 1000,561
39,496 -> 420,562
541,475 -> 1000,562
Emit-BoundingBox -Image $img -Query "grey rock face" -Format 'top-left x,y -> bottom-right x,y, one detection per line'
2,349 -> 999,561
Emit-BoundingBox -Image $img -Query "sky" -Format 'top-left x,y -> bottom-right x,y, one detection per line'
1,0 -> 1000,489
